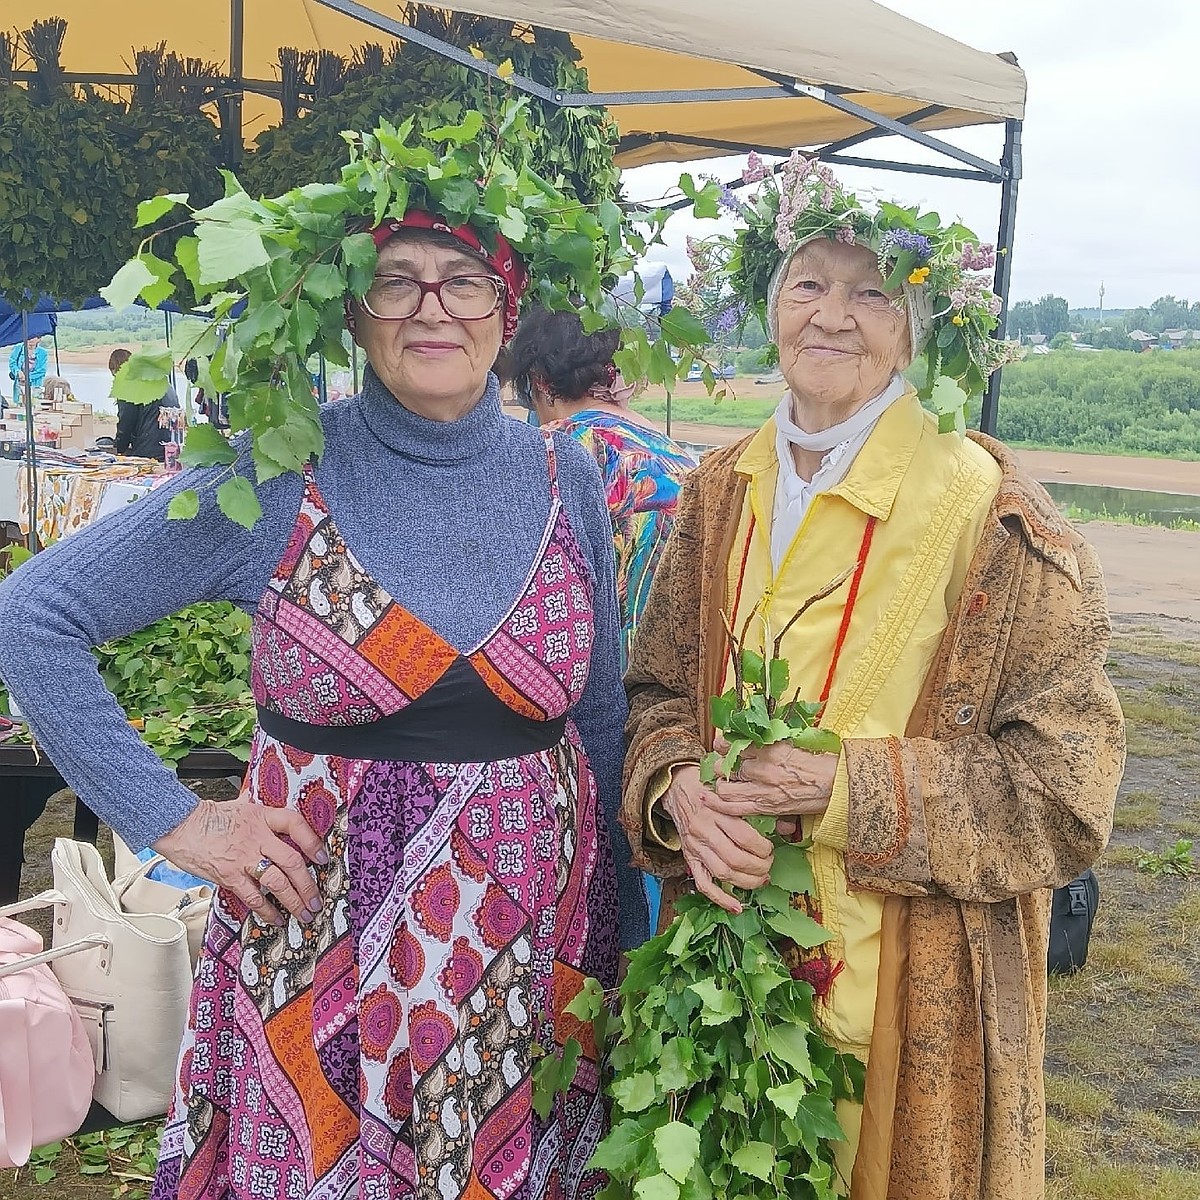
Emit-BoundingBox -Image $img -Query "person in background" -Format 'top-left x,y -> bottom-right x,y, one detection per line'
503,306 -> 696,933
40,374 -> 74,404
7,335 -> 49,413
109,347 -> 181,460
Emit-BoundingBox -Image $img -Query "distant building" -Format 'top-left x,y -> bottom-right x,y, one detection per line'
1161,328 -> 1200,348
1026,333 -> 1048,346
1128,329 -> 1157,351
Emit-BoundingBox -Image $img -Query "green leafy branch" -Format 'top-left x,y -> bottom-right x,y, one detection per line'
534,571 -> 867,1198
700,569 -> 854,785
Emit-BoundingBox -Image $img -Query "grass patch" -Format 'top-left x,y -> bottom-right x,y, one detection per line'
1045,1076 -> 1111,1120
1063,503 -> 1200,532
1116,689 -> 1200,736
1110,631 -> 1200,668
1046,1165 -> 1200,1200
1113,789 -> 1162,830
631,394 -> 779,429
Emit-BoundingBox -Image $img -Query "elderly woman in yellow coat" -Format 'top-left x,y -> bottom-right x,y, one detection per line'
620,157 -> 1125,1199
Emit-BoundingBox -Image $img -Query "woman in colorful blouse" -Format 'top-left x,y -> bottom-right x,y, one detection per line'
505,307 -> 695,668
504,307 -> 695,934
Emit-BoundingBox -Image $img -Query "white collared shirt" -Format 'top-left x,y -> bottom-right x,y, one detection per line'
770,374 -> 907,570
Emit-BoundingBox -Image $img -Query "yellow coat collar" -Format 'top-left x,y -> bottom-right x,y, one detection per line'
734,389 -> 927,522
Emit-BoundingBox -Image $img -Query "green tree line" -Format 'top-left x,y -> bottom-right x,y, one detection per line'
994,346 -> 1200,458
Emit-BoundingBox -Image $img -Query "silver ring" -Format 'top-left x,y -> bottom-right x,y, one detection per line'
249,856 -> 272,883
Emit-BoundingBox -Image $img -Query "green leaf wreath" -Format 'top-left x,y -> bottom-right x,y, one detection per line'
102,97 -> 709,528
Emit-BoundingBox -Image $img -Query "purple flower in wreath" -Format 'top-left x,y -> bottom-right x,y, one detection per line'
879,229 -> 934,263
717,184 -> 751,219
710,301 -> 748,338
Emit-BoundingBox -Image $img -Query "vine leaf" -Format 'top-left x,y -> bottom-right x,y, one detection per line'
197,222 -> 270,283
111,350 -> 175,406
653,1122 -> 701,1184
768,840 -> 816,895
216,476 -> 263,531
611,1070 -> 657,1113
763,906 -> 831,950
166,490 -> 200,521
100,258 -> 156,311
563,975 -> 605,1022
765,1078 -> 809,1121
135,193 -> 189,228
634,1174 -> 680,1200
587,1118 -> 650,1172
768,1025 -> 816,1082
181,424 -> 238,467
730,1141 -> 776,1182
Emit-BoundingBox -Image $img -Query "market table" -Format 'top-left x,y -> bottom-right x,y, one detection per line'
0,744 -> 245,903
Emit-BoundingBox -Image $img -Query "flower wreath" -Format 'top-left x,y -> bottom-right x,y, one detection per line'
685,151 -> 1023,430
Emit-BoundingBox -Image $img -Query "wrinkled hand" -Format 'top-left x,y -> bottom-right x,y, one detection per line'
662,764 -> 777,914
709,736 -> 838,819
152,797 -> 329,927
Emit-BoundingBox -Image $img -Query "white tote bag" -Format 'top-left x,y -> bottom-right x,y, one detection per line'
111,836 -> 213,966
49,839 -> 194,1123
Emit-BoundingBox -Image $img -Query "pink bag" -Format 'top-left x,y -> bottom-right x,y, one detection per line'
0,891 -> 102,1168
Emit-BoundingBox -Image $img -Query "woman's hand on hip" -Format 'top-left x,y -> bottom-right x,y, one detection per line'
152,798 -> 330,927
662,764 -> 775,914
710,736 -> 838,818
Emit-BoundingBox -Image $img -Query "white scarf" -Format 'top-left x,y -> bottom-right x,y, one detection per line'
770,373 -> 906,570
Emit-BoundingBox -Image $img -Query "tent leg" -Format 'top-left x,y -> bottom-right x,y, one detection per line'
20,313 -> 38,553
351,341 -> 359,395
52,329 -> 61,375
666,391 -> 673,439
981,119 -> 1022,438
227,0 -> 245,165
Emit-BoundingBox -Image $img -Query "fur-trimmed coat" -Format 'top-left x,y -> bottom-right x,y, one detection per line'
620,432 -> 1125,1200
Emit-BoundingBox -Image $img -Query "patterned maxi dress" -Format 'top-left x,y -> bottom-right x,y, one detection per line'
152,434 -> 619,1200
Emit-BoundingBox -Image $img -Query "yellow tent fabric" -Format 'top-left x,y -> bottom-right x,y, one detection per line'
4,0 -> 1026,162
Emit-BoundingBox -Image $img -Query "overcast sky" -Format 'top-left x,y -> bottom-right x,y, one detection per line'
621,0 -> 1199,312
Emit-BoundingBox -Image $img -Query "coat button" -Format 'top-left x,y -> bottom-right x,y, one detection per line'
968,591 -> 989,615
955,704 -> 976,725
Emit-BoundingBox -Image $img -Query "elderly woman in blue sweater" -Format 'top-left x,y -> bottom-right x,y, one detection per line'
0,209 -> 634,1200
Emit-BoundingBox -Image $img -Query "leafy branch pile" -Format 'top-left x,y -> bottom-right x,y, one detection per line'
103,96 -> 711,529
92,602 -> 255,766
0,82 -> 222,304
0,565 -> 255,767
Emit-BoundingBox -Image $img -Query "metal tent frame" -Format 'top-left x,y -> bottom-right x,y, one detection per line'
9,0 -> 1022,433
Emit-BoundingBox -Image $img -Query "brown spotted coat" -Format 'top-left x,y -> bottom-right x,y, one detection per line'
620,432 -> 1125,1200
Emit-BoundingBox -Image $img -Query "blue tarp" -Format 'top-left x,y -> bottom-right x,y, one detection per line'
0,312 -> 55,348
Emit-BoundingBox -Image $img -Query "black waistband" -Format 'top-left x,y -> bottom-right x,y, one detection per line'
255,657 -> 568,762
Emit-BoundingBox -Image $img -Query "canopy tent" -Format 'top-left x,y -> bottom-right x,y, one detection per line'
4,0 -> 1026,430
0,313 -> 54,349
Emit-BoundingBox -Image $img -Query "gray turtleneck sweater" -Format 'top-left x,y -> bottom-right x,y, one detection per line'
0,370 -> 645,946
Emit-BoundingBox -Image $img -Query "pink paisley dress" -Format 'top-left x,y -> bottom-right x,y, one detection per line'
152,433 -> 619,1200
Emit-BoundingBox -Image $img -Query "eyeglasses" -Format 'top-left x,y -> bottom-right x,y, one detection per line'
360,274 -> 506,322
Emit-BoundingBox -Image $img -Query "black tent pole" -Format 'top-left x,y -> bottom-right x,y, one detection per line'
20,312 -> 38,553
981,118 -> 1022,438
52,324 -> 61,375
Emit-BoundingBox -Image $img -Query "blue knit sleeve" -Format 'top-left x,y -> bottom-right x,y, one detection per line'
551,432 -> 646,950
0,462 -> 299,850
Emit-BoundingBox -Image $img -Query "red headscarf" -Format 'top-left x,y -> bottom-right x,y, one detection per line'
370,211 -> 528,340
